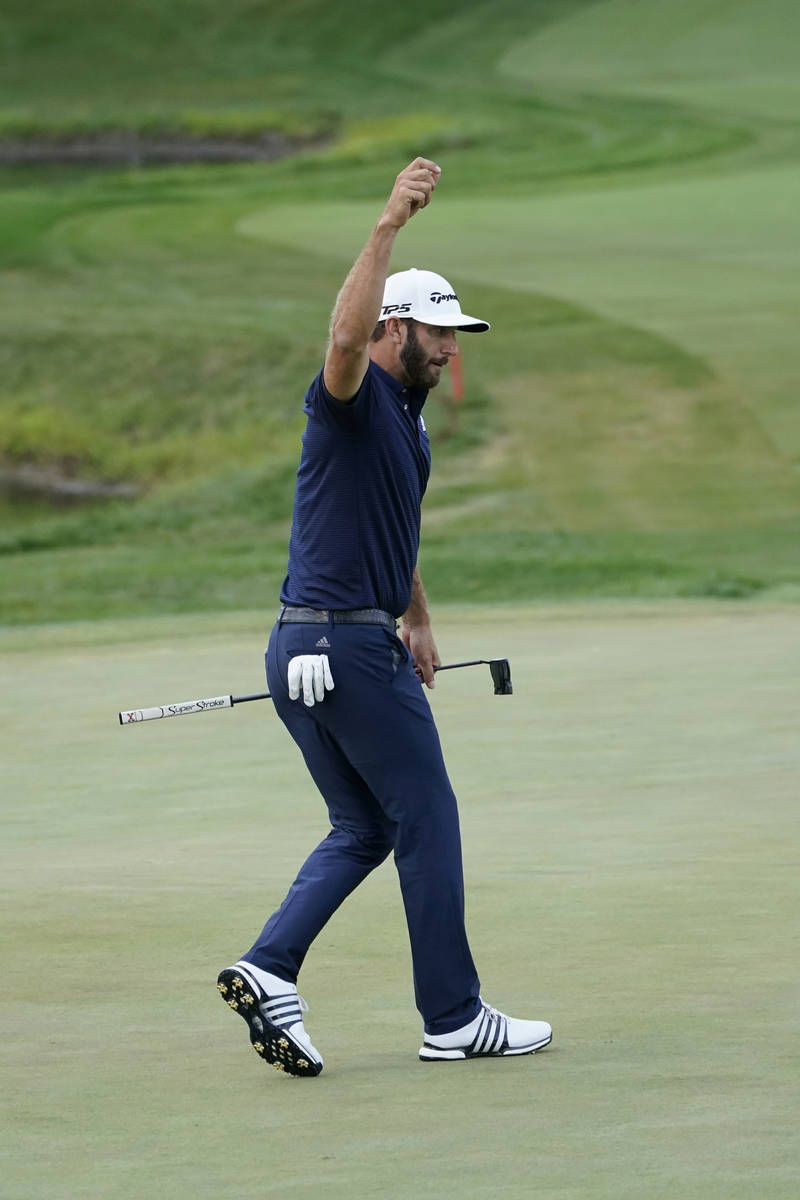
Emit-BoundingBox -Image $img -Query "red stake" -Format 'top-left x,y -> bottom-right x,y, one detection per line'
450,349 -> 464,404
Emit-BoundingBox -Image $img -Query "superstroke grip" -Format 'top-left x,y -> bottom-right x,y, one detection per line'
119,695 -> 233,724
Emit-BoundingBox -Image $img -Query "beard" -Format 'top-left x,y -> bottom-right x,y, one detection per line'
399,322 -> 445,390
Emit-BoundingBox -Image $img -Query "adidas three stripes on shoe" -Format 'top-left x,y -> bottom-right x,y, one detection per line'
216,961 -> 323,1077
419,1001 -> 552,1061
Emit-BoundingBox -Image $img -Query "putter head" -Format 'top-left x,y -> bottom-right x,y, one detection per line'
489,658 -> 513,695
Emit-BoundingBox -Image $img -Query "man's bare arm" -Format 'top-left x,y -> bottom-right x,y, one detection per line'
324,158 -> 441,402
401,566 -> 441,688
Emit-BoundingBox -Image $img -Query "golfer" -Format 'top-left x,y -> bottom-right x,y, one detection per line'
217,157 -> 552,1075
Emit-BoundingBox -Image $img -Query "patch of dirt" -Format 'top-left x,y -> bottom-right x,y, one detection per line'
0,465 -> 139,503
0,130 -> 331,166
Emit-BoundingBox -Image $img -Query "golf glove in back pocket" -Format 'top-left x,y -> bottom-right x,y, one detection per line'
287,654 -> 335,706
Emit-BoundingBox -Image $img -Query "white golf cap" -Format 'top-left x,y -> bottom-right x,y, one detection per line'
380,268 -> 490,332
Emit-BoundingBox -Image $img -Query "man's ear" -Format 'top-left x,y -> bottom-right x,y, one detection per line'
385,316 -> 405,345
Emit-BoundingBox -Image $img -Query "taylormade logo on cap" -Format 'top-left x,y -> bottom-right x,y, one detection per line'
380,268 -> 490,332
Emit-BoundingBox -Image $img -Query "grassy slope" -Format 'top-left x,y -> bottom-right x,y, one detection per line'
498,0 -> 800,455
1,0 -> 799,622
3,607 -> 799,1198
500,0 -> 800,121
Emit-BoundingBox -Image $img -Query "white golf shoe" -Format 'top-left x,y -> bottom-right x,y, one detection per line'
419,1000 -> 552,1061
216,960 -> 323,1077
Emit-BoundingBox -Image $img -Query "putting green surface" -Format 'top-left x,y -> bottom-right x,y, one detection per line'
3,604 -> 798,1199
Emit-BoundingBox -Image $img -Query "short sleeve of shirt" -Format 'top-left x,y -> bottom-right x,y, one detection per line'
304,366 -> 376,428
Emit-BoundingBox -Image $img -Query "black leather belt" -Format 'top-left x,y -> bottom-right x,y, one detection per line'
279,605 -> 396,630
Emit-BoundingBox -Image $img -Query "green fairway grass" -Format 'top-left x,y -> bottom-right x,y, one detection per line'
501,0 -> 800,122
2,605 -> 799,1199
2,0 -> 800,622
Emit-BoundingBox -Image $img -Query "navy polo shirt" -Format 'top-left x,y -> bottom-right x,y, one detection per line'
280,360 -> 432,618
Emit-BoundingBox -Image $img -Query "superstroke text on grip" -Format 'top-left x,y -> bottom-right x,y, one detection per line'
118,695 -> 233,723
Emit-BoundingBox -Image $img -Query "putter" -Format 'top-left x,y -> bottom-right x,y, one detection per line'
434,658 -> 513,695
118,658 -> 512,724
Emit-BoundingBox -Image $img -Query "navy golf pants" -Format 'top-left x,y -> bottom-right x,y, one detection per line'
244,617 -> 481,1035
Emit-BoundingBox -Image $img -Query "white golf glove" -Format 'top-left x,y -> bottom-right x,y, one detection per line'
287,654 -> 335,707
